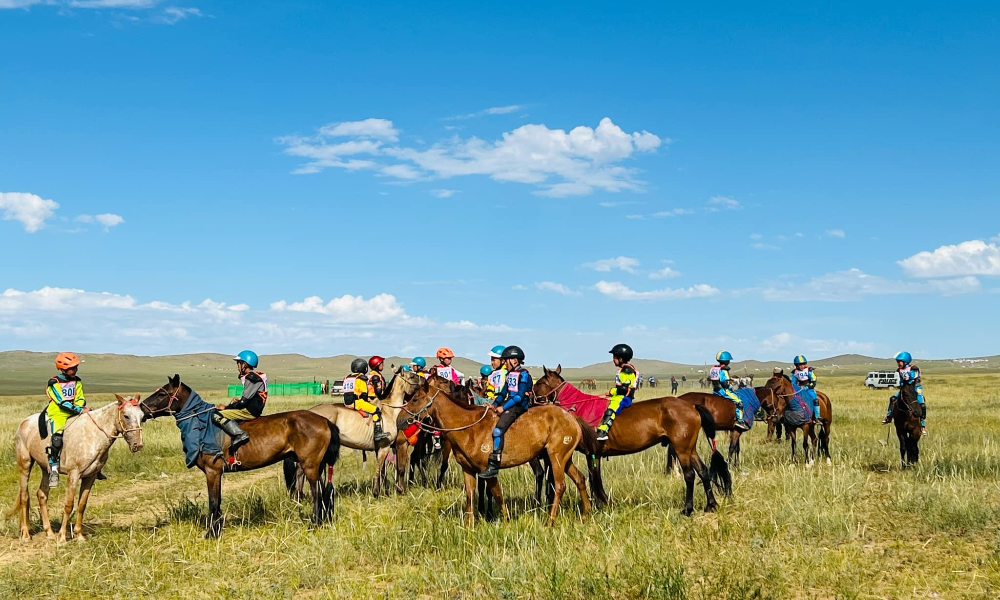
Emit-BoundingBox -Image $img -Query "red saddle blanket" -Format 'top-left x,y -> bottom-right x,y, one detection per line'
554,383 -> 610,427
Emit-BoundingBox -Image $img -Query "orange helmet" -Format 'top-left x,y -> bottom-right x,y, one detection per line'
436,347 -> 454,359
55,352 -> 80,370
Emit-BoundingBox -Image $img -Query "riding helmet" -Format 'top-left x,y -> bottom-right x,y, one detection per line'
55,352 -> 81,370
501,346 -> 525,361
479,365 -> 493,377
894,351 -> 912,365
793,355 -> 807,366
716,350 -> 733,364
234,350 -> 259,369
351,357 -> 369,374
412,356 -> 426,368
436,347 -> 455,359
489,345 -> 506,358
368,355 -> 385,370
609,343 -> 634,362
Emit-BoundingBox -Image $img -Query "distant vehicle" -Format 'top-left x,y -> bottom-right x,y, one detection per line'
331,379 -> 345,395
864,371 -> 899,389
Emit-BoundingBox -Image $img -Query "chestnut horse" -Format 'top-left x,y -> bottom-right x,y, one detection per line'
397,376 -> 591,526
678,388 -> 776,469
533,367 -> 731,515
892,378 -> 923,468
762,373 -> 833,464
140,375 -> 341,537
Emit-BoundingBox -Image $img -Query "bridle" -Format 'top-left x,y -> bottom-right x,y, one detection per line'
533,378 -> 569,404
78,398 -> 143,442
141,383 -> 184,418
401,387 -> 493,432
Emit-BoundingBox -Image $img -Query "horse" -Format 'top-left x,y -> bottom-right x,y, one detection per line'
579,378 -> 599,391
396,375 -> 591,526
677,387 -> 776,469
762,373 -> 833,464
892,380 -> 922,468
9,394 -> 145,542
533,367 -> 731,515
140,375 -> 340,537
285,367 -> 418,498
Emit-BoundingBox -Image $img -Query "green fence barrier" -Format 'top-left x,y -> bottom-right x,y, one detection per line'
227,382 -> 323,398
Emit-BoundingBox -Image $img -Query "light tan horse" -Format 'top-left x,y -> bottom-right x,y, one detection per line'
286,368 -> 422,497
9,394 -> 145,542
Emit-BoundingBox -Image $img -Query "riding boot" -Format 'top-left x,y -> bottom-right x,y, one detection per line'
734,405 -> 749,431
372,411 -> 390,443
479,451 -> 502,479
432,431 -> 442,451
47,433 -> 63,488
596,409 -> 615,441
882,397 -> 895,425
212,413 -> 251,454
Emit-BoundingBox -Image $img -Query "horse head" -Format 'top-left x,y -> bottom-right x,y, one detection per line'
397,375 -> 434,429
764,372 -> 794,414
534,365 -> 565,403
114,393 -> 146,452
139,374 -> 188,420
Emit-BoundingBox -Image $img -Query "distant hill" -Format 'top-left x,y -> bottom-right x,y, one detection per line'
1,350 -> 996,396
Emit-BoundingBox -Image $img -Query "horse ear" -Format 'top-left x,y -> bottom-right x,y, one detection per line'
114,393 -> 124,403
170,374 -> 180,387
556,364 -> 562,375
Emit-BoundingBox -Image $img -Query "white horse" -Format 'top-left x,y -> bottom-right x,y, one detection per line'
286,370 -> 422,497
9,394 -> 145,542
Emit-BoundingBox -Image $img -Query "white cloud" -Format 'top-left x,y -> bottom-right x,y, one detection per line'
752,242 -> 780,250
445,105 -> 525,121
649,267 -> 680,279
707,196 -> 740,211
595,281 -> 719,301
69,0 -> 159,7
760,268 -> 980,301
0,0 -> 48,7
157,6 -> 202,24
279,117 -> 663,197
583,256 -> 639,273
269,293 -> 408,323
760,332 -> 875,355
535,281 -> 579,296
0,192 -> 59,232
750,233 -> 762,240
78,213 -> 124,231
826,229 -> 846,238
898,235 -> 1000,278
626,208 -> 692,220
430,189 -> 459,198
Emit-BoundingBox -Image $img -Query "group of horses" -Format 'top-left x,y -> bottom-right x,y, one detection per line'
10,365 -> 924,541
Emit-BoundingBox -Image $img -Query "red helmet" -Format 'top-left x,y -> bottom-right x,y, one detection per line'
436,347 -> 454,359
55,352 -> 80,370
368,355 -> 385,370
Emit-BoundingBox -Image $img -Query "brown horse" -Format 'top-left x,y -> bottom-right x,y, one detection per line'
140,375 -> 340,537
396,375 -> 591,526
892,380 -> 922,468
762,373 -> 833,464
678,387 -> 776,469
533,367 -> 731,515
579,379 -> 599,391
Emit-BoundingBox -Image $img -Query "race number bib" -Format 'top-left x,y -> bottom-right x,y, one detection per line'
488,370 -> 505,388
57,382 -> 76,400
793,370 -> 811,382
436,366 -> 454,380
342,376 -> 356,393
709,367 -> 722,381
506,372 -> 520,392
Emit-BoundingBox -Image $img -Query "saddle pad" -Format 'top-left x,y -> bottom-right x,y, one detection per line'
734,388 -> 761,428
556,384 -> 610,427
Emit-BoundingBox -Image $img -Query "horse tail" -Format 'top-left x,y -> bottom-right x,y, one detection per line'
37,412 -> 48,440
323,423 -> 341,469
282,456 -> 299,495
694,404 -> 732,496
5,493 -> 21,519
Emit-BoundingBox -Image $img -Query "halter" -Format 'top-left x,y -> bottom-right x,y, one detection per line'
401,388 -> 494,432
141,382 -> 184,417
81,398 -> 143,441
533,378 -> 569,404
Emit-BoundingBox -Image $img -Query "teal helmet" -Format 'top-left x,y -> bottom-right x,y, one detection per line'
479,365 -> 493,377
716,350 -> 733,364
894,351 -> 912,365
412,356 -> 426,368
234,350 -> 259,369
401,365 -> 411,372
489,345 -> 506,359
793,355 -> 807,366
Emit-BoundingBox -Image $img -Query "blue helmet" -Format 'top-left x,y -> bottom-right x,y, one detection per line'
894,351 -> 912,365
234,350 -> 258,369
793,355 -> 807,366
479,365 -> 493,377
489,345 -> 506,359
412,356 -> 426,368
716,350 -> 733,363
401,365 -> 411,372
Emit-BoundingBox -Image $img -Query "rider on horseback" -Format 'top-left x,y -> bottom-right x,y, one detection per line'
212,350 -> 264,455
431,347 -> 462,384
410,356 -> 429,378
597,343 -> 638,442
710,351 -> 749,431
343,358 -> 390,442
883,351 -> 927,435
480,345 -> 533,479
44,352 -> 91,487
367,355 -> 390,401
485,345 -> 507,400
791,355 -> 820,420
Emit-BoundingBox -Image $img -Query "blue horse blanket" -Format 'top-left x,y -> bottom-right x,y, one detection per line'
783,389 -> 814,427
174,390 -> 223,468
734,388 -> 761,428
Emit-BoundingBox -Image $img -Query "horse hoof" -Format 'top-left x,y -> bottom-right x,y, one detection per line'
826,458 -> 832,466
705,503 -> 717,513
75,534 -> 87,542
681,508 -> 694,517
19,533 -> 30,542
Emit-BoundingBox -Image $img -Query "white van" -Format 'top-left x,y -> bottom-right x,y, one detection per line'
864,371 -> 899,389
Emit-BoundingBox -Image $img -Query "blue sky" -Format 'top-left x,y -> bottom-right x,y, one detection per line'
2,1 -> 999,366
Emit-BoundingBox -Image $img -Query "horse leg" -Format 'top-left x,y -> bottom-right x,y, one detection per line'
73,475 -> 97,542
529,456 -> 545,507
394,443 -> 409,494
58,471 -> 79,543
17,456 -> 32,541
789,429 -> 797,463
486,476 -> 510,522
664,442 -> 675,475
205,463 -> 224,539
477,476 -> 489,519
565,461 -> 592,519
461,469 -> 476,527
373,447 -> 390,498
436,439 -> 452,489
544,452 -> 568,527
728,431 -> 740,470
679,455 -> 696,516
691,452 -> 717,512
36,472 -> 55,539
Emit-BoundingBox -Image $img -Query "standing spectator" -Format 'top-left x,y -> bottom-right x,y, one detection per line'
670,375 -> 679,394
637,374 -> 644,390
681,375 -> 687,387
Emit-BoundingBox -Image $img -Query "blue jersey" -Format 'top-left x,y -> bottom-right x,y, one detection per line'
493,368 -> 533,411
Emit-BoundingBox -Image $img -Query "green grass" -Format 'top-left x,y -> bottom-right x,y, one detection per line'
2,375 -> 1000,599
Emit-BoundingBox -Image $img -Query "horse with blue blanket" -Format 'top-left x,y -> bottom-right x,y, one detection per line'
140,375 -> 341,538
762,372 -> 833,465
678,387 -> 773,469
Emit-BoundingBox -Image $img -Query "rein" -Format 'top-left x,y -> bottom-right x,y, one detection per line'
533,379 -> 569,404
142,383 -> 183,417
402,388 -> 494,432
73,399 -> 142,440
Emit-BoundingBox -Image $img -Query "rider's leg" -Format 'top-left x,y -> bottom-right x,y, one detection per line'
45,408 -> 69,488
597,396 -> 627,441
212,409 -> 251,454
355,398 -> 389,441
916,385 -> 927,431
723,389 -> 747,428
480,406 -> 523,478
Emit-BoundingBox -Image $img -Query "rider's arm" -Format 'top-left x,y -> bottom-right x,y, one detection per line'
229,372 -> 266,415
806,369 -> 817,389
493,382 -> 509,408
46,379 -> 82,414
615,366 -> 637,397
502,371 -> 532,410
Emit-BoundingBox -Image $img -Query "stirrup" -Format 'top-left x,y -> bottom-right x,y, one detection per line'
735,420 -> 750,432
596,429 -> 609,441
48,467 -> 60,487
882,416 -> 892,425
